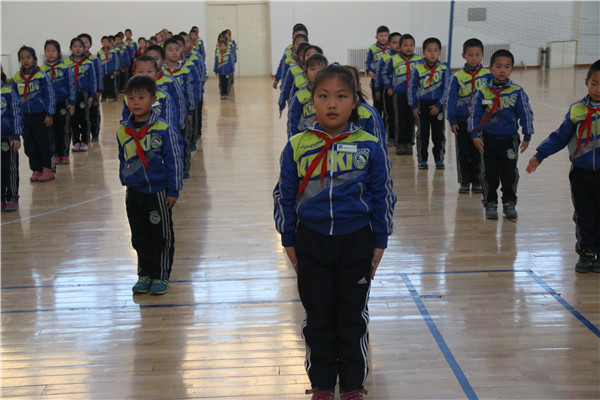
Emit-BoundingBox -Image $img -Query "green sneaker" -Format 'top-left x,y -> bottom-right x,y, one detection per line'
150,279 -> 169,295
132,276 -> 152,294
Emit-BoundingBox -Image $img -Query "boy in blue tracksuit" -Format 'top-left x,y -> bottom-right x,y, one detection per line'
375,32 -> 400,146
117,75 -> 183,296
527,60 -> 600,273
447,38 -> 493,193
1,70 -> 23,211
98,36 -> 121,101
214,40 -> 235,98
468,49 -> 534,220
78,33 -> 103,142
409,37 -> 451,169
366,25 -> 390,118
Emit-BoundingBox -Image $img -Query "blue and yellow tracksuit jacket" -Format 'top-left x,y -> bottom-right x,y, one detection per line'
85,52 -> 104,93
157,72 -> 186,129
185,50 -> 207,87
382,53 -> 423,95
273,122 -> 396,249
122,88 -> 177,129
1,83 -> 23,141
124,39 -> 138,60
366,42 -> 390,75
64,57 -> 97,97
447,64 -> 492,125
275,44 -> 293,82
163,61 -> 197,116
408,60 -> 451,110
534,96 -> 599,171
97,47 -> 121,75
374,52 -> 395,91
358,99 -> 386,147
287,85 -> 314,138
214,50 -> 235,76
114,44 -> 130,69
41,61 -> 77,106
468,78 -> 534,141
12,66 -> 55,116
193,38 -> 206,59
117,111 -> 184,198
279,61 -> 305,112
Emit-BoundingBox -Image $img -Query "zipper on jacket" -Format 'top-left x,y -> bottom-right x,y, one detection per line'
358,182 -> 369,211
329,147 -> 334,235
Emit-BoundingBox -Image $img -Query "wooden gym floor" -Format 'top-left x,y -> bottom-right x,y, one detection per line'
1,68 -> 599,399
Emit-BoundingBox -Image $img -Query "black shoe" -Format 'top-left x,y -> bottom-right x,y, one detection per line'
485,203 -> 498,219
459,184 -> 470,193
503,201 -> 518,219
472,184 -> 483,193
183,170 -> 190,179
575,252 -> 594,273
592,255 -> 600,273
90,136 -> 99,142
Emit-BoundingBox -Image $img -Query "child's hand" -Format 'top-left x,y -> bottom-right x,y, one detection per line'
68,105 -> 75,116
451,124 -> 459,135
44,116 -> 53,127
375,92 -> 381,101
520,141 -> 529,153
10,140 -> 21,152
165,196 -> 178,209
272,80 -> 278,89
284,246 -> 298,274
367,71 -> 375,80
412,109 -> 420,120
371,248 -> 385,279
473,137 -> 484,152
428,105 -> 439,116
526,156 -> 540,173
279,109 -> 283,119
386,88 -> 393,97
113,71 -> 119,76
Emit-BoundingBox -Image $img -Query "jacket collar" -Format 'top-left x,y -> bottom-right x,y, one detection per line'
488,77 -> 512,89
121,110 -> 160,130
310,122 -> 361,138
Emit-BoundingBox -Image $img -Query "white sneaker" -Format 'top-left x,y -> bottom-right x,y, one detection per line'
79,143 -> 88,151
72,143 -> 81,152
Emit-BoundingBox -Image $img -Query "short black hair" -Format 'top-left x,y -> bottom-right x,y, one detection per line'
312,63 -> 359,124
376,25 -> 390,34
305,53 -> 328,69
293,34 -> 308,46
490,49 -> 514,66
390,32 -> 402,41
304,45 -> 323,56
78,33 -> 92,45
125,75 -> 156,96
134,55 -> 159,72
463,38 -> 484,54
586,59 -> 600,80
293,23 -> 307,34
171,35 -> 185,47
125,28 -> 132,33
101,36 -> 110,42
296,42 -> 311,59
145,45 -> 165,59
163,38 -> 180,48
423,37 -> 442,51
400,34 -> 415,46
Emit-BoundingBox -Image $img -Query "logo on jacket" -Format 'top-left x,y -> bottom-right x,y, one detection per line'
149,211 -> 161,224
507,149 -> 516,160
354,149 -> 370,169
151,134 -> 162,149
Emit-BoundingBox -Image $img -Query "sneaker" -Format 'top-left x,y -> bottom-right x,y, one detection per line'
485,203 -> 498,219
79,143 -> 88,152
132,276 -> 152,294
418,161 -> 428,169
386,137 -> 395,147
4,201 -> 18,211
183,170 -> 190,179
38,167 -> 55,182
340,388 -> 368,400
90,136 -> 99,142
458,185 -> 470,193
149,279 -> 169,295
592,255 -> 600,273
62,156 -> 70,165
502,201 -> 518,219
395,143 -> 413,155
435,161 -> 445,169
305,388 -> 335,400
472,184 -> 483,193
53,156 -> 63,165
1,201 -> 5,210
575,252 -> 594,273
72,142 -> 81,152
30,171 -> 42,182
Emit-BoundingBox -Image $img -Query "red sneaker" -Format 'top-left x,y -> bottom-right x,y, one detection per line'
62,156 -> 70,164
305,388 -> 335,400
4,201 -> 19,211
53,156 -> 62,165
30,171 -> 42,181
38,167 -> 55,182
340,388 -> 368,400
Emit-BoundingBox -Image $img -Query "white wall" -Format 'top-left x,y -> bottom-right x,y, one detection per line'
1,1 -> 207,76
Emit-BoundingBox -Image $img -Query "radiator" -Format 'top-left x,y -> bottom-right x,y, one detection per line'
347,43 -> 510,70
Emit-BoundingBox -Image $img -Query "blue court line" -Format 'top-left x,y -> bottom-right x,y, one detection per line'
526,270 -> 600,339
401,273 -> 478,400
0,294 -> 440,314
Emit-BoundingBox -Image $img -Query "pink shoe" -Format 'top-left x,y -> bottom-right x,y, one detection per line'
38,167 -> 55,182
62,156 -> 70,164
4,201 -> 19,211
30,171 -> 42,181
72,143 -> 81,152
79,143 -> 88,151
53,156 -> 62,165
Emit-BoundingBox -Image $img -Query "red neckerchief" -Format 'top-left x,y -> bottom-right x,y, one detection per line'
296,130 -> 351,199
45,62 -> 58,79
575,105 -> 600,155
103,49 -> 109,61
423,63 -> 438,93
476,85 -> 509,129
71,57 -> 86,82
465,65 -> 483,109
401,55 -> 412,92
136,49 -> 144,56
125,124 -> 154,170
19,67 -> 40,101
165,63 -> 181,75
376,43 -> 389,52
157,72 -> 165,81
220,52 -> 225,64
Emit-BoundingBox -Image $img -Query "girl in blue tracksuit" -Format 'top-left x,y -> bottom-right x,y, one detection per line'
214,40 -> 235,98
12,46 -> 56,182
527,60 -> 600,273
273,64 -> 396,400
41,40 -> 77,164
1,69 -> 23,210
